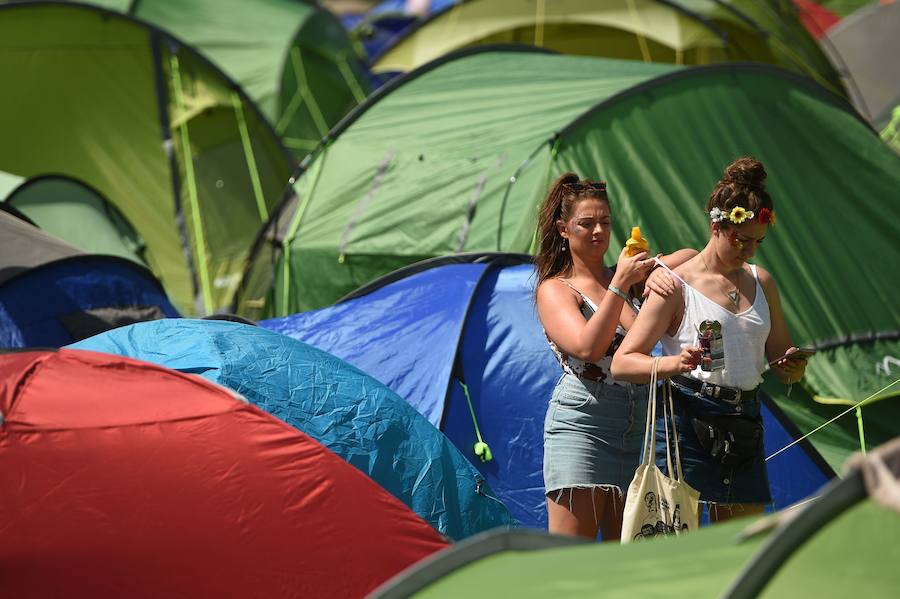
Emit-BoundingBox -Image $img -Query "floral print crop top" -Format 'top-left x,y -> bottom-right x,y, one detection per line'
545,281 -> 632,387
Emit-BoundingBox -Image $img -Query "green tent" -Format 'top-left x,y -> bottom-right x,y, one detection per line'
5,175 -> 147,266
370,0 -> 844,95
237,48 -> 900,436
65,0 -> 372,157
0,2 -> 292,315
369,438 -> 900,597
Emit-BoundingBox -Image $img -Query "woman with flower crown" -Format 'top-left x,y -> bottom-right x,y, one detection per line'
611,157 -> 807,522
535,173 -> 696,540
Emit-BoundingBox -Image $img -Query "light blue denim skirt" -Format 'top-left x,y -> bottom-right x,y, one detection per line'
544,373 -> 649,495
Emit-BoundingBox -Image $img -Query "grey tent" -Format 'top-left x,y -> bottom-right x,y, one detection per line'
822,1 -> 900,128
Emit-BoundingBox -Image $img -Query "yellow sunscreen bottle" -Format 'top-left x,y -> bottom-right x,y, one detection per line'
625,226 -> 649,256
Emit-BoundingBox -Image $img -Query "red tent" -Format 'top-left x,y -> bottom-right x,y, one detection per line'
0,349 -> 447,598
794,0 -> 841,38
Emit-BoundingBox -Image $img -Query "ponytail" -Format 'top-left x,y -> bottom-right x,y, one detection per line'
534,172 -> 581,290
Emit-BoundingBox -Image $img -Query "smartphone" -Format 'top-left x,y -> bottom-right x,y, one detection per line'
768,347 -> 817,366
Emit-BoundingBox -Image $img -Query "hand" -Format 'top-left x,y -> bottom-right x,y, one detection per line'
643,256 -> 677,298
660,346 -> 701,378
772,347 -> 808,383
613,247 -> 655,289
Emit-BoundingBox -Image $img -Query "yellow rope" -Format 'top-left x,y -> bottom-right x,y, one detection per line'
766,377 -> 900,462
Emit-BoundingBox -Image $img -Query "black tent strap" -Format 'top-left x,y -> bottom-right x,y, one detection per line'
809,329 -> 900,351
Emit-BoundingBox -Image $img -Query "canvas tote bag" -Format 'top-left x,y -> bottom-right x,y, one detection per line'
621,358 -> 700,543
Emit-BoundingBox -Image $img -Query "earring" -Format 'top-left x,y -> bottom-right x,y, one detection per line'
561,239 -> 567,252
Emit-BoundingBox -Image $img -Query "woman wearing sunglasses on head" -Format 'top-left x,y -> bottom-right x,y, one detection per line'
535,173 -> 696,540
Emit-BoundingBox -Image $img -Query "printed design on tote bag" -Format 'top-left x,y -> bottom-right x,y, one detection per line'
632,491 -> 690,541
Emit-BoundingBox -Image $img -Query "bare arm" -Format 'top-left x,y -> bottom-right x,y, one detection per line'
611,288 -> 702,382
758,266 -> 807,384
538,249 -> 652,363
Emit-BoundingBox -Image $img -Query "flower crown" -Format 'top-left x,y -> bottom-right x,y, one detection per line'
709,206 -> 775,225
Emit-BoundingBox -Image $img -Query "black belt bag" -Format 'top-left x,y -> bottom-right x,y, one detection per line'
686,405 -> 763,471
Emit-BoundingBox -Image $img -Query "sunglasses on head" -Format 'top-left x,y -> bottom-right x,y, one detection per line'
563,180 -> 607,193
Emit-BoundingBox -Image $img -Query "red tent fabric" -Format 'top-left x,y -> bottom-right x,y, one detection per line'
794,0 -> 841,38
0,349 -> 447,598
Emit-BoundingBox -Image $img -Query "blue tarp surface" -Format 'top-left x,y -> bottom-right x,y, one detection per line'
263,260 -> 832,529
0,256 -> 178,347
71,319 -> 514,541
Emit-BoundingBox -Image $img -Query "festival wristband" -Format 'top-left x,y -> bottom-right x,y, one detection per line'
607,284 -> 630,303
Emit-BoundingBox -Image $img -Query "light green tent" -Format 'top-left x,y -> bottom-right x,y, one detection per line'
5,175 -> 147,266
64,0 -> 372,157
369,0 -> 844,95
236,48 -> 900,430
370,438 -> 900,597
0,2 -> 292,315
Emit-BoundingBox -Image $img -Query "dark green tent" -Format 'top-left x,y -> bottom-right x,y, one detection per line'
370,437 -> 900,597
237,48 -> 900,455
0,2 -> 293,314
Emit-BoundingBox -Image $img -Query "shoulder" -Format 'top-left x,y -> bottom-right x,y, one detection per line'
537,278 -> 580,305
753,264 -> 778,292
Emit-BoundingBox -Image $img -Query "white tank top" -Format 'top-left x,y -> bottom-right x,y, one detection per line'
661,264 -> 770,391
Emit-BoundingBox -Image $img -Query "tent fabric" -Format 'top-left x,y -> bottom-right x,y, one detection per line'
371,447 -> 900,598
263,257 -> 834,529
70,319 -> 515,540
0,205 -> 84,283
238,48 -> 900,411
5,174 -> 147,266
95,0 -> 372,157
367,0 -> 843,93
0,349 -> 447,598
822,1 -> 900,127
0,2 -> 292,315
0,208 -> 179,348
793,0 -> 841,37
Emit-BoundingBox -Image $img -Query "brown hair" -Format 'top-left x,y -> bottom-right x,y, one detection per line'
534,172 -> 609,288
706,157 -> 774,221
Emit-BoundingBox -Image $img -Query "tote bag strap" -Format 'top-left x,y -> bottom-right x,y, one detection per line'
665,379 -> 687,482
640,357 -> 660,467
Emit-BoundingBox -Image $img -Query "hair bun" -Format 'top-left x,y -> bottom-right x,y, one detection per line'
723,156 -> 766,189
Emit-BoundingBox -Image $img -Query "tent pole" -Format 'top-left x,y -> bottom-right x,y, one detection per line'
150,33 -> 202,315
336,52 -> 368,105
279,144 -> 329,313
231,91 -> 269,222
534,0 -> 545,48
169,52 -> 214,314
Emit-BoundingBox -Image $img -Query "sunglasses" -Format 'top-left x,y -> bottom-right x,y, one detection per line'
562,181 -> 607,193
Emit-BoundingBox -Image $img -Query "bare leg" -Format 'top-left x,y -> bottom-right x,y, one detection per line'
547,487 -> 623,541
709,503 -> 765,524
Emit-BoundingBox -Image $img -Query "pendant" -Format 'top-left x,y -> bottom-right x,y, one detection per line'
726,289 -> 740,307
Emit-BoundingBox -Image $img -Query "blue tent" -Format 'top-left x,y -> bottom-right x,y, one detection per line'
262,254 -> 834,529
0,208 -> 178,348
71,319 -> 513,541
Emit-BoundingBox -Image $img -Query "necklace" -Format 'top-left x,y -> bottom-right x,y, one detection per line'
701,252 -> 741,310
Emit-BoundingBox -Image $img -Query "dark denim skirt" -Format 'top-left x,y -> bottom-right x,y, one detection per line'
655,379 -> 771,504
